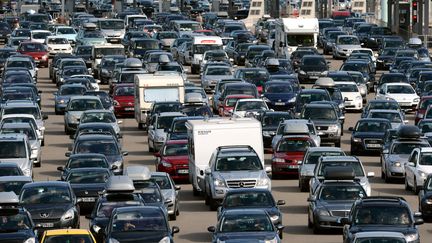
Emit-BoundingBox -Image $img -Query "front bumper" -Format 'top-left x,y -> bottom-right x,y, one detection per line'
114,106 -> 134,117
157,164 -> 189,181
385,163 -> 405,179
272,162 -> 300,175
314,214 -> 344,229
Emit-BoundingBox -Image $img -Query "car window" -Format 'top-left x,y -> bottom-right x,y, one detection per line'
319,185 -> 365,200
354,206 -> 411,225
225,192 -> 273,207
305,151 -> 344,164
21,185 -> 71,204
216,156 -> 263,171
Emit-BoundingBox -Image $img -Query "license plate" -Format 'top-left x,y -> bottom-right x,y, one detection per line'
81,197 -> 95,202
401,103 -> 411,106
178,169 -> 189,174
288,165 -> 299,169
275,102 -> 285,106
39,223 -> 54,228
310,76 -> 319,79
367,144 -> 381,148
125,107 -> 134,111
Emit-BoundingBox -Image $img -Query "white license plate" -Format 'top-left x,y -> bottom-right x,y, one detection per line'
178,169 -> 189,174
275,102 -> 285,106
125,107 -> 134,111
288,165 -> 299,169
400,103 -> 411,106
310,76 -> 319,79
39,223 -> 54,228
367,144 -> 381,148
81,197 -> 95,202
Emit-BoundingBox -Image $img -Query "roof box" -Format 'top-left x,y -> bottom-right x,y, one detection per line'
323,166 -> 355,180
105,176 -> 135,193
0,192 -> 19,205
83,23 -> 97,30
314,77 -> 335,88
185,93 -> 204,104
283,122 -> 309,135
124,166 -> 151,181
123,58 -> 143,68
397,125 -> 421,139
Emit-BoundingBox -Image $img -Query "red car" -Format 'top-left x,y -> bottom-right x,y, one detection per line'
415,96 -> 432,124
271,135 -> 316,177
218,94 -> 254,117
112,83 -> 135,117
17,41 -> 49,67
155,139 -> 189,182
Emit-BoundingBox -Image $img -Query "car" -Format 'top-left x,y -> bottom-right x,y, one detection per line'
63,96 -> 104,134
201,65 -> 234,92
6,36 -> 30,50
66,134 -> 127,175
0,175 -> 32,194
376,47 -> 398,70
381,125 -> 431,182
405,147 -> 432,193
297,55 -> 329,83
151,171 -> 181,220
0,87 -> 39,107
298,147 -> 346,192
341,196 -> 423,243
366,109 -> 406,129
79,109 -> 121,136
340,60 -> 375,91
53,26 -> 77,45
71,74 -> 100,91
349,118 -> 392,155
308,166 -> 367,233
0,132 -> 34,176
334,81 -> 363,111
71,122 -> 121,143
16,41 -> 49,67
208,209 -> 283,243
154,139 -> 189,182
98,55 -> 127,83
218,189 -> 285,236
0,114 -> 45,146
19,181 -> 80,233
376,83 -> 420,111
232,98 -> 269,118
112,83 -> 135,117
260,111 -> 294,148
73,45 -> 93,67
351,232 -> 408,243
0,163 -> 24,177
261,81 -> 297,110
45,36 -> 72,57
57,153 -> 112,180
0,192 -> 37,242
418,174 -> 432,219
204,145 -> 271,210
145,102 -> 183,129
361,99 -> 402,118
293,89 -> 331,116
104,206 -> 179,243
167,116 -> 204,141
147,112 -> 185,152
75,26 -> 107,46
310,156 -> 374,196
53,84 -> 88,115
40,229 -> 96,243
271,119 -> 321,151
4,56 -> 38,80
332,35 -> 362,59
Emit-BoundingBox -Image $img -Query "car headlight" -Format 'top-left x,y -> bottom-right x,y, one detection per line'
60,208 -> 75,221
263,131 -> 273,137
113,160 -> 122,168
272,157 -> 285,163
352,137 -> 361,143
161,160 -> 172,167
217,239 -> 225,243
270,214 -> 279,222
405,233 -> 419,242
288,97 -> 296,103
109,239 -> 120,243
92,224 -> 101,233
419,171 -> 427,178
356,96 -> 362,101
414,98 -> 420,102
370,37 -> 375,41
155,135 -> 166,142
24,238 -> 36,243
42,54 -> 48,60
321,71 -> 328,76
214,178 -> 226,187
338,103 -> 344,109
159,236 -> 170,243
392,162 -> 401,167
261,237 -> 278,243
257,177 -> 270,186
328,125 -> 339,132
316,208 -> 330,216
425,198 -> 432,204
299,70 -> 306,75
58,99 -> 65,104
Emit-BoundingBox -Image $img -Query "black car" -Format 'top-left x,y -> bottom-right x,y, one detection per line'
419,174 -> 432,219
73,45 -> 93,68
294,89 -> 331,116
58,153 -> 112,180
361,100 -> 401,118
364,27 -> 393,50
0,48 -> 16,68
233,43 -> 254,66
0,22 -> 11,43
297,55 -> 329,83
72,122 -> 121,142
260,111 -> 294,148
0,163 -> 24,176
0,192 -> 36,243
84,90 -> 114,110
217,189 -> 285,237
19,181 -> 80,233
349,118 -> 391,155
376,47 -> 398,70
262,81 -> 297,111
290,49 -> 317,69
375,73 -> 408,92
167,116 -> 204,140
341,197 -> 423,243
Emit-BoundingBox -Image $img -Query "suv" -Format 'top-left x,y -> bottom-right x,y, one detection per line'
204,146 -> 271,210
0,134 -> 33,176
271,119 -> 320,151
405,147 -> 432,193
341,197 -> 423,243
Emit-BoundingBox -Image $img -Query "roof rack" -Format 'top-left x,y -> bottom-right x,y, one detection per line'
323,166 -> 355,181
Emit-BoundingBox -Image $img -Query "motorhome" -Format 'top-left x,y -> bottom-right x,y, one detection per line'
134,73 -> 185,129
274,18 -> 319,58
186,118 -> 264,195
190,36 -> 223,74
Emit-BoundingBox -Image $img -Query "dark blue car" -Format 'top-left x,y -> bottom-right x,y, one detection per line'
262,81 -> 297,110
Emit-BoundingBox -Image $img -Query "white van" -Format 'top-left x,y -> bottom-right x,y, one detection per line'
190,36 -> 223,74
186,117 -> 264,195
134,73 -> 185,129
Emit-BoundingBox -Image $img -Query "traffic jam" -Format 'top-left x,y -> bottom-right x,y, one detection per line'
0,0 -> 431,243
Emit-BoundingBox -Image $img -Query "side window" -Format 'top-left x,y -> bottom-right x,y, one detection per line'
412,151 -> 418,165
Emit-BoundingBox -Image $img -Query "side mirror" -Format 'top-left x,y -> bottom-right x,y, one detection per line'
65,152 -> 71,157
175,185 -> 181,191
265,166 -> 271,173
207,226 -> 216,232
205,168 -> 211,175
42,114 -> 48,120
277,200 -> 286,206
348,127 -> 354,131
122,151 -> 128,156
408,162 -> 415,167
367,172 -> 375,178
307,196 -> 316,202
339,217 -> 351,225
154,152 -> 161,157
57,166 -> 64,171
111,165 -> 118,170
276,224 -> 285,231
96,79 -> 101,84
382,149 -> 389,154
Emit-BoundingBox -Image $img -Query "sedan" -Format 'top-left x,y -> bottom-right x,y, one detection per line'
17,41 -> 49,67
349,118 -> 391,155
112,84 -> 135,117
151,172 -> 181,221
53,84 -> 88,115
154,139 -> 189,182
79,109 -> 122,135
201,65 -> 234,93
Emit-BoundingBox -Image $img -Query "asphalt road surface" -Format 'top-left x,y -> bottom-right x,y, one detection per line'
32,55 -> 432,243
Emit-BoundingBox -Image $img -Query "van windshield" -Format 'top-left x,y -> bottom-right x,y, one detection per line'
287,34 -> 314,46
144,88 -> 179,102
193,44 -> 222,55
94,48 -> 125,58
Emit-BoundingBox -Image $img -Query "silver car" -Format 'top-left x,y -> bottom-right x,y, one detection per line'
151,172 -> 181,220
332,35 -> 361,59
147,112 -> 185,152
272,119 -> 321,151
0,134 -> 33,177
79,109 -> 122,135
64,96 -> 104,134
201,65 -> 234,92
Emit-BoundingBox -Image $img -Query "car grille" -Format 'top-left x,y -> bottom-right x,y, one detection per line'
316,126 -> 328,131
54,48 -> 68,51
226,179 -> 256,188
364,139 -> 382,144
331,210 -> 349,217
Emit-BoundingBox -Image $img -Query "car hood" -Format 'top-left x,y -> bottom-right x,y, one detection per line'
160,39 -> 175,46
387,154 -> 409,163
350,225 -> 416,235
110,231 -> 168,243
310,120 -> 339,126
23,203 -> 73,219
218,171 -> 265,180
0,158 -> 29,170
169,133 -> 188,140
161,189 -> 175,201
337,44 -> 362,49
377,55 -> 395,60
163,155 -> 188,165
300,65 -> 327,72
385,93 -> 418,102
203,75 -> 233,81
114,96 -> 134,104
274,152 -> 305,161
67,111 -> 83,119
215,232 -> 277,242
299,164 -> 316,175
263,93 -> 296,102
58,34 -> 77,40
319,200 -> 357,211
48,44 -> 71,49
82,39 -> 106,45
353,132 -> 385,138
71,183 -> 106,196
0,230 -> 34,241
101,29 -> 124,36
19,51 -> 48,57
105,155 -> 122,164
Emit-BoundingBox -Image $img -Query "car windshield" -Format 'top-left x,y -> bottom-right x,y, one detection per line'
341,63 -> 368,73
369,112 -> 401,123
64,68 -> 86,76
154,103 -> 182,113
0,127 -> 36,140
157,116 -> 177,130
94,48 -> 124,58
162,143 -> 188,156
193,44 -> 222,55
115,86 -> 134,96
21,43 -> 46,51
0,141 -> 26,158
302,57 -> 326,66
356,121 -> 390,132
299,93 -> 329,104
138,187 -> 163,204
318,162 -> 364,176
81,112 -> 116,123
96,201 -> 142,218
21,185 -> 71,204
60,86 -> 87,95
368,102 -> 399,110
112,210 -> 166,232
68,157 -> 108,169
0,181 -> 28,194
216,156 -> 263,171
220,213 -> 273,232
76,46 -> 92,55
392,143 -> 429,154
336,83 -> 358,92
4,107 -> 40,119
100,20 -> 124,30
151,176 -> 171,190
134,40 -> 159,50
57,28 -> 76,34
319,185 -> 365,200
262,114 -> 291,127
381,75 -> 407,84
206,67 -> 231,76
0,213 -> 31,231
338,37 -> 359,45
354,206 -> 412,225
76,141 -> 119,155
305,151 -> 344,164
225,192 -> 273,207
387,85 -> 414,94
2,91 -> 33,101
44,235 -> 93,243
302,107 -> 337,120
67,170 -> 110,184
7,60 -> 32,69
381,49 -> 397,56
158,32 -> 178,39
69,99 -> 102,111
83,30 -> 104,38
277,139 -> 313,152
225,97 -> 242,107
236,101 -> 266,111
102,58 -> 125,68
48,38 -> 68,44
419,153 -> 432,165
265,83 -> 293,93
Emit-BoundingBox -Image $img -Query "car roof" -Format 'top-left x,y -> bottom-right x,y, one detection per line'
22,181 -> 69,188
0,133 -> 27,140
69,153 -> 107,159
0,175 -> 32,182
357,118 -> 392,123
157,112 -> 185,117
321,156 -> 359,162
44,229 -> 93,236
165,139 -> 188,145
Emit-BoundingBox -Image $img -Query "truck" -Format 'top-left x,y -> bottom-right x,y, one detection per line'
274,18 -> 319,58
134,73 -> 185,129
186,117 -> 265,195
190,36 -> 223,74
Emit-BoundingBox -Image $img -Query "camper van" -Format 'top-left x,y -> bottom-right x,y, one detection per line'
186,118 -> 265,195
274,18 -> 319,58
91,44 -> 125,78
134,73 -> 185,129
190,36 -> 223,74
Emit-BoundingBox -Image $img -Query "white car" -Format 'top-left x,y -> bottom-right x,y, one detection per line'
351,48 -> 376,66
71,74 -> 100,91
405,147 -> 432,193
45,36 -> 72,57
79,109 -> 122,135
232,98 -> 269,118
335,81 -> 363,111
31,30 -> 52,43
375,82 -> 420,110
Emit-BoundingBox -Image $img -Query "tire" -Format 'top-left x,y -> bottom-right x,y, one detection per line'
381,170 -> 385,179
64,126 -> 70,135
34,161 -> 41,168
307,213 -> 313,228
313,222 -> 321,234
209,197 -> 218,211
384,171 -> 390,183
300,181 -> 308,192
148,139 -> 154,152
55,109 -> 60,115
41,139 -> 45,147
169,211 -> 177,220
335,140 -> 341,147
405,176 -> 411,191
414,178 -> 419,194
138,123 -> 143,129
204,192 -> 210,205
192,186 -> 200,196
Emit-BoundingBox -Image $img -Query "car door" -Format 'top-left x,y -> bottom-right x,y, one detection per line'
406,150 -> 418,186
148,115 -> 157,145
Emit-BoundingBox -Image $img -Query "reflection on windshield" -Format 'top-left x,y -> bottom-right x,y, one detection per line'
21,186 -> 71,204
303,107 -> 336,120
319,185 -> 364,200
225,192 -> 272,207
354,206 -> 411,225
216,156 -> 263,171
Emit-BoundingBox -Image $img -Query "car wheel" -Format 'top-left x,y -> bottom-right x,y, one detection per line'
209,197 -> 218,211
414,177 -> 419,194
405,176 -> 411,191
300,181 -> 308,192
176,206 -> 180,216
147,139 -> 154,152
41,139 -> 45,146
312,222 -> 321,234
384,171 -> 391,183
34,161 -> 41,168
335,140 -> 341,147
381,170 -> 385,179
307,213 -> 313,228
204,191 -> 210,205
193,186 -> 200,196
279,229 -> 283,239
138,123 -> 143,129
64,126 -> 70,135
169,211 -> 177,220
